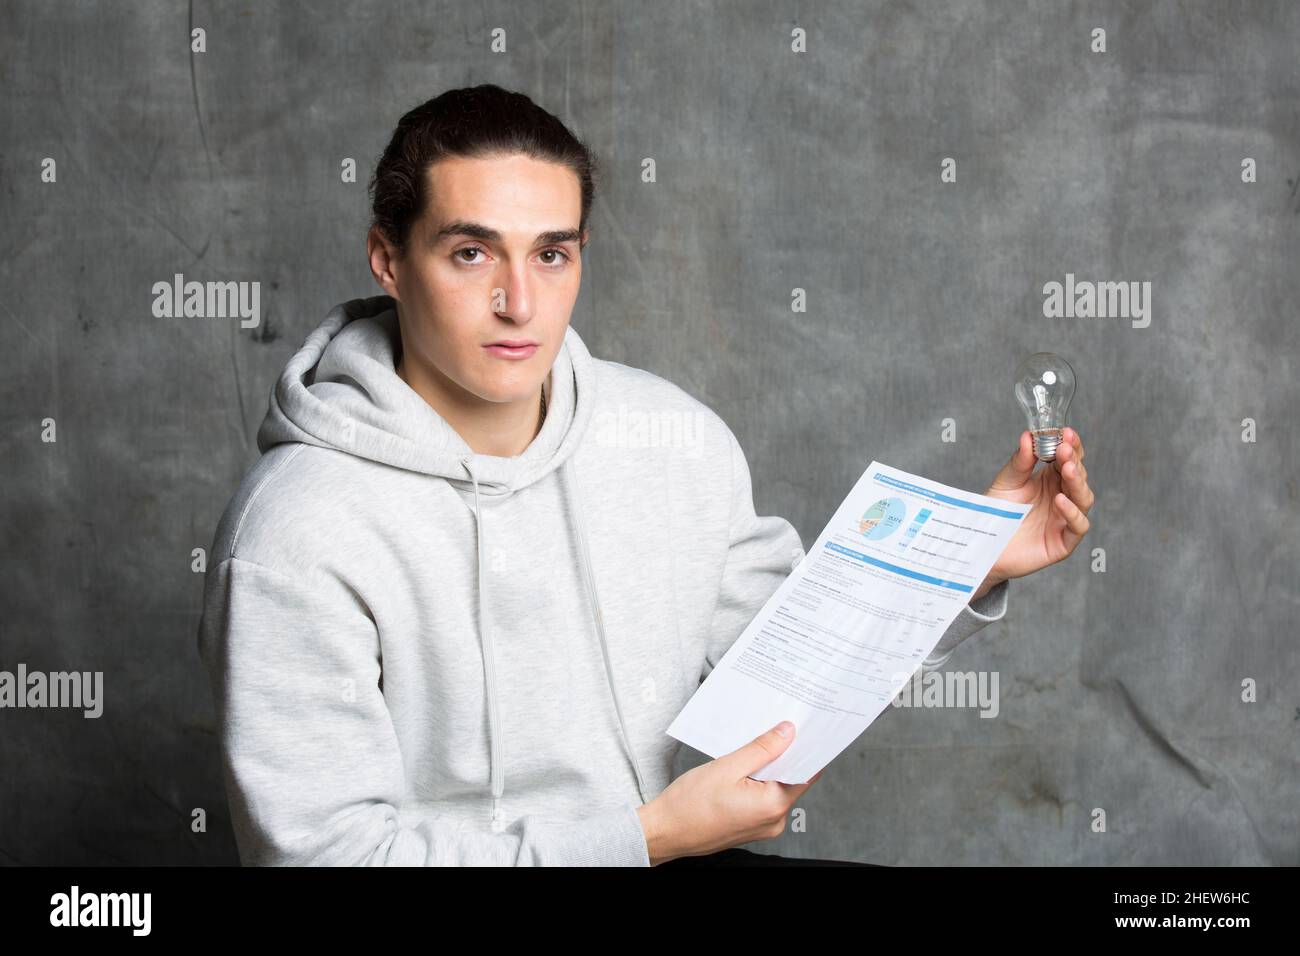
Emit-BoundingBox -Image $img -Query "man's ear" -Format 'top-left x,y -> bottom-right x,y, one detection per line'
579,227 -> 590,250
367,225 -> 402,301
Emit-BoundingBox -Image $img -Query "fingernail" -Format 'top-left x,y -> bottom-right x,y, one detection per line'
775,721 -> 793,738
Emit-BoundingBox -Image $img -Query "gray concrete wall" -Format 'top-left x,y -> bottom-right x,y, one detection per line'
1,0 -> 1296,864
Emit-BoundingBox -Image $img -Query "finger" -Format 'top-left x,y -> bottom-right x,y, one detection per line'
1051,434 -> 1074,477
1073,454 -> 1090,495
727,721 -> 807,782
783,768 -> 823,789
1063,459 -> 1094,513
1055,437 -> 1088,488
777,770 -> 823,801
1054,491 -> 1090,549
1064,426 -> 1085,465
1059,447 -> 1093,511
989,430 -> 1037,491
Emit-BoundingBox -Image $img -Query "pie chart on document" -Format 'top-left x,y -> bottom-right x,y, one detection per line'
858,497 -> 906,540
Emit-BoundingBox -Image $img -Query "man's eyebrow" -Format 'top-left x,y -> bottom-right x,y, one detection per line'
430,221 -> 582,246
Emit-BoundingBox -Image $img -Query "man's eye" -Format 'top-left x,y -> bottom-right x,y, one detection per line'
454,247 -> 570,266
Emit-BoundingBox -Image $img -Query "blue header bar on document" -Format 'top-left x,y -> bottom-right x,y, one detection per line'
872,472 -> 1026,520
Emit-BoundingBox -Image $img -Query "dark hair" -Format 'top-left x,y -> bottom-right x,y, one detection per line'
368,84 -> 599,257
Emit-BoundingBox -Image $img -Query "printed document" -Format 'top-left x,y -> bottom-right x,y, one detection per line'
666,461 -> 1031,783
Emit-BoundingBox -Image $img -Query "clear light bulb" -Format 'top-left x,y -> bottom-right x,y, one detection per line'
1013,352 -> 1076,462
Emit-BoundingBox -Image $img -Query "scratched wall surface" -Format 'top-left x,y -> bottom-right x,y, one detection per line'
1,1 -> 1296,866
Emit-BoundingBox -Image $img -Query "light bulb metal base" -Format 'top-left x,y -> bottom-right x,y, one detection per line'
1033,429 -> 1063,461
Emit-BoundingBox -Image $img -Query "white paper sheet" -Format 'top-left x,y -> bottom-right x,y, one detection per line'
666,460 -> 1031,783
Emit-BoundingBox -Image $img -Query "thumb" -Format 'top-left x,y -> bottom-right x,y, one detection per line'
988,430 -> 1037,492
719,721 -> 796,778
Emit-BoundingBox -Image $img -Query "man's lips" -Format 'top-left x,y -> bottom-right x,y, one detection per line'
483,341 -> 539,359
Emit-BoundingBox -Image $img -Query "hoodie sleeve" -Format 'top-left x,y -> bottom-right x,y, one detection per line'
920,578 -> 1010,672
701,424 -> 1011,681
197,556 -> 650,866
700,425 -> 807,681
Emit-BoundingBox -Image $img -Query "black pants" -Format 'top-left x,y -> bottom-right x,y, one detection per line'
659,848 -> 881,866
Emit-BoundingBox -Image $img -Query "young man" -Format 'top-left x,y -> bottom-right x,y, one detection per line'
197,84 -> 1094,866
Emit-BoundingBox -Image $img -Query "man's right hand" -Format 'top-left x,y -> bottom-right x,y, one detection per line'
636,721 -> 824,865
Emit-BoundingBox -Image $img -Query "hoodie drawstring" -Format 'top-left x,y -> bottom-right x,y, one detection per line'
460,455 -> 650,833
460,456 -> 507,832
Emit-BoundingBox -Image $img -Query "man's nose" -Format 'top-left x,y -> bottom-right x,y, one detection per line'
492,265 -> 535,323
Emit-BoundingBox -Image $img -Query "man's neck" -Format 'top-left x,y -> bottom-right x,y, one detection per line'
396,353 -> 548,458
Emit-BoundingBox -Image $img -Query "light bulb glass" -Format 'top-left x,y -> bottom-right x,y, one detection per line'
1013,352 -> 1076,461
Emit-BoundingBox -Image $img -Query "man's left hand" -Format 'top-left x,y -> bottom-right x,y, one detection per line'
976,426 -> 1094,593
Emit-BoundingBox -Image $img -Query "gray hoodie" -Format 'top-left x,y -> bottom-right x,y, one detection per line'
196,294 -> 1010,866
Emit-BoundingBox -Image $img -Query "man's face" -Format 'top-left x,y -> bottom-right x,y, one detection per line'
372,151 -> 586,406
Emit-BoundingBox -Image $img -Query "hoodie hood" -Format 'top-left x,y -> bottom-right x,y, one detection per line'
257,294 -> 588,495
256,294 -> 650,830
